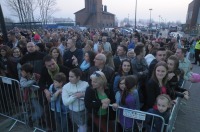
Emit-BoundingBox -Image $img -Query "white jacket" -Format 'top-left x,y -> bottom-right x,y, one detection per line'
62,80 -> 89,112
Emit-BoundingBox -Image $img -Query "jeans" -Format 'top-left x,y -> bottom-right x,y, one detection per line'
55,112 -> 68,132
31,98 -> 43,121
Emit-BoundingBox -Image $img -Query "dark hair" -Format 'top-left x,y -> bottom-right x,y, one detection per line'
0,45 -> 11,57
134,44 -> 144,56
118,59 -> 133,76
70,68 -> 82,78
151,61 -> 168,85
166,50 -> 174,60
121,75 -> 138,105
168,55 -> 179,71
43,55 -> 54,62
53,72 -> 66,84
8,31 -> 15,36
49,47 -> 63,65
21,63 -> 33,73
11,47 -> 22,57
85,51 -> 96,66
156,47 -> 166,55
118,76 -> 126,91
118,44 -> 128,53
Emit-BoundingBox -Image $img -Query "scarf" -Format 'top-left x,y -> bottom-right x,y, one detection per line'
80,60 -> 90,71
48,64 -> 60,80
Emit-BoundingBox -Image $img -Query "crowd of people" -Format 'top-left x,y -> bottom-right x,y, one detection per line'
0,27 -> 199,132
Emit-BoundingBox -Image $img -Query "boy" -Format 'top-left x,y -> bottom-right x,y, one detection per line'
145,94 -> 171,132
20,63 -> 43,127
49,72 -> 70,132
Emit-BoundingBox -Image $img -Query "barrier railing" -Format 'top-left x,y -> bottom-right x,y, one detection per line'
0,76 -> 187,132
166,80 -> 186,132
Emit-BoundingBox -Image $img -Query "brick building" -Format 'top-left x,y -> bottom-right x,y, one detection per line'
74,0 -> 115,28
186,0 -> 200,28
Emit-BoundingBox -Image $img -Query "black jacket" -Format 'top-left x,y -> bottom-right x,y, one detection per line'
84,86 -> 116,120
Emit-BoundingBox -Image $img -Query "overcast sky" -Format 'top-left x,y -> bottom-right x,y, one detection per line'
1,0 -> 192,23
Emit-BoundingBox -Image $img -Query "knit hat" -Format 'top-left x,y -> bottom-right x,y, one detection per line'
34,34 -> 40,41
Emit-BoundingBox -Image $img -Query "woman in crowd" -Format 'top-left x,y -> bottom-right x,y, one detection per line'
113,75 -> 140,131
0,45 -> 11,76
62,68 -> 89,132
167,55 -> 189,100
113,59 -> 133,93
145,61 -> 169,110
49,47 -> 63,65
7,47 -> 23,80
84,71 -> 116,132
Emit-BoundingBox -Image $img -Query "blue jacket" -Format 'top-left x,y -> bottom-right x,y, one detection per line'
49,84 -> 68,113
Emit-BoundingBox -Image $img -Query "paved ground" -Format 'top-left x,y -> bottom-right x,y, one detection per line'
174,64 -> 200,132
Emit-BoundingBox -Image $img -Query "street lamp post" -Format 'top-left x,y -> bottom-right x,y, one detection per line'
135,0 -> 137,30
149,8 -> 153,34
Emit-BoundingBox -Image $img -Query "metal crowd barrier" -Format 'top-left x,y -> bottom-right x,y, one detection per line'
1,76 -> 187,132
166,80 -> 186,132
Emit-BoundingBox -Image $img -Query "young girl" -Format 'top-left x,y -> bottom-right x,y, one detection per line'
145,61 -> 169,110
113,59 -> 133,93
145,94 -> 172,132
62,68 -> 89,132
167,55 -> 189,100
49,72 -> 69,132
118,75 -> 140,131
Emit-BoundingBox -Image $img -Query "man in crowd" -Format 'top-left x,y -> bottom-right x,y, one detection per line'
7,31 -> 19,48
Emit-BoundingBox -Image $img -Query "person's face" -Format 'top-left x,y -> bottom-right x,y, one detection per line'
127,51 -> 135,58
117,46 -> 125,56
13,49 -> 21,58
53,80 -> 63,89
94,55 -> 103,67
156,66 -> 167,81
69,71 -> 79,84
122,61 -> 131,73
93,36 -> 98,42
51,49 -> 59,59
84,44 -> 91,52
45,59 -> 57,72
21,70 -> 27,78
84,53 -> 90,62
27,43 -> 36,53
157,98 -> 169,113
67,39 -> 74,49
148,44 -> 153,51
102,37 -> 107,43
0,49 -> 6,57
141,47 -> 146,57
167,59 -> 175,72
175,49 -> 183,59
91,78 -> 101,89
119,79 -> 126,91
134,37 -> 138,43
156,51 -> 166,61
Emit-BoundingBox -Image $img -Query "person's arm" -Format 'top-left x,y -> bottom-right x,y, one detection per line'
84,87 -> 101,112
51,89 -> 62,101
146,80 -> 158,109
62,84 -> 76,106
20,77 -> 36,88
113,75 -> 120,93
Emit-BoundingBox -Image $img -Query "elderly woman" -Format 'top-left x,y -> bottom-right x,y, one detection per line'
84,71 -> 116,132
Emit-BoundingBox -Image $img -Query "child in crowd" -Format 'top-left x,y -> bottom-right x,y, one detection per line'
113,75 -> 140,132
145,94 -> 171,132
62,68 -> 89,132
20,63 -> 43,127
49,72 -> 69,132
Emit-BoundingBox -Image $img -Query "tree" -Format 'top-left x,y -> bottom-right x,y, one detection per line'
5,0 -> 37,22
37,0 -> 57,25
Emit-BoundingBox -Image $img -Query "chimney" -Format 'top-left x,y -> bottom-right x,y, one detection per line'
104,5 -> 107,12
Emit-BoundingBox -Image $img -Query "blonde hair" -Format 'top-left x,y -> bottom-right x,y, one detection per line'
156,94 -> 172,108
90,71 -> 107,88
